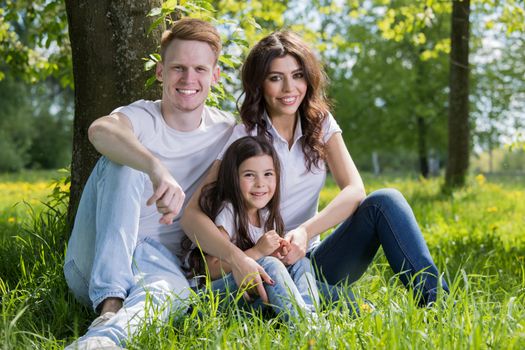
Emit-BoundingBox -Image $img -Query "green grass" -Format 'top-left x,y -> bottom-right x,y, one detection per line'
1,170 -> 524,349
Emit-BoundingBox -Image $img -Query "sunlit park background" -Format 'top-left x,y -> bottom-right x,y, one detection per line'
1,0 -> 524,349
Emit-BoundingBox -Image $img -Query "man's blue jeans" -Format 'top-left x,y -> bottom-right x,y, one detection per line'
63,157 -> 191,346
309,188 -> 449,306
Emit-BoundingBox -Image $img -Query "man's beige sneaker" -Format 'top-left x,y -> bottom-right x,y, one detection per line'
64,336 -> 123,350
89,311 -> 116,329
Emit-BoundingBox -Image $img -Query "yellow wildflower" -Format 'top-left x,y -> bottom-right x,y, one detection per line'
360,303 -> 374,313
486,207 -> 498,213
7,217 -> 16,223
475,174 -> 486,186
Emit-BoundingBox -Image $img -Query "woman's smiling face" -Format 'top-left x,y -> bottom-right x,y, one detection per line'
262,54 -> 307,120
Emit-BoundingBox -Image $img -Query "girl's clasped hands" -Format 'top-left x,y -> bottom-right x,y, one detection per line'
253,230 -> 291,260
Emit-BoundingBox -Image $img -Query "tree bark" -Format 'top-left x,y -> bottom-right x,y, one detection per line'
445,0 -> 470,188
65,0 -> 163,227
417,116 -> 429,178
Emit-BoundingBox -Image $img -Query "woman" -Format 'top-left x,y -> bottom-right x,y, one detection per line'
181,31 -> 449,308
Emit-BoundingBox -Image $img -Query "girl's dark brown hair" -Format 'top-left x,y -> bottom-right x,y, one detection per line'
238,31 -> 331,171
182,136 -> 284,278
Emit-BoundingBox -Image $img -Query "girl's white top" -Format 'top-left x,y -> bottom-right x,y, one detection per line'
215,202 -> 269,245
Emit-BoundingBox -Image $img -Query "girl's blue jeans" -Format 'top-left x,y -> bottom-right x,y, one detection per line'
309,188 -> 449,306
205,256 -> 320,321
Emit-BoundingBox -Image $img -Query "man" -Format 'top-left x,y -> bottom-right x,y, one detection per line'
64,18 -> 267,349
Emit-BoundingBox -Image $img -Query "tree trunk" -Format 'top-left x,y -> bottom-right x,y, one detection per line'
414,46 -> 429,178
417,116 -> 429,178
445,0 -> 470,188
65,0 -> 163,227
371,151 -> 380,175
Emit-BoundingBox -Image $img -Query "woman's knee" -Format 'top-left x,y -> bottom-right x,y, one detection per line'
363,188 -> 406,208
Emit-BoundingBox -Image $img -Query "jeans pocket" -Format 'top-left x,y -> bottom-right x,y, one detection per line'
64,259 -> 91,306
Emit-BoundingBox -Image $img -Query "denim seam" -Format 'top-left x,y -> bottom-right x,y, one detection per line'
64,259 -> 89,291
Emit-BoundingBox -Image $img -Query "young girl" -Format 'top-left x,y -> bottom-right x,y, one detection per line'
184,136 -> 319,320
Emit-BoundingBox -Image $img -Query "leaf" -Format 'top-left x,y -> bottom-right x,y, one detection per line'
243,16 -> 262,30
145,74 -> 158,88
231,38 -> 249,48
147,7 -> 162,17
148,16 -> 165,34
144,59 -> 157,71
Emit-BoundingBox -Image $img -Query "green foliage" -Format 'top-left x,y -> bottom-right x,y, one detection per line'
323,0 -> 450,171
27,83 -> 73,169
0,75 -> 73,172
0,0 -> 72,88
501,148 -> 525,172
0,75 -> 34,172
2,0 -> 524,175
0,171 -> 87,348
472,30 -> 525,153
1,1 -> 73,172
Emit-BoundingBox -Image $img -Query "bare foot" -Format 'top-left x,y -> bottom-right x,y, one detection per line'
99,297 -> 123,315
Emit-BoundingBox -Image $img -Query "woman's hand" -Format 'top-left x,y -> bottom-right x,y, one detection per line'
230,253 -> 273,303
254,230 -> 282,256
281,227 -> 308,265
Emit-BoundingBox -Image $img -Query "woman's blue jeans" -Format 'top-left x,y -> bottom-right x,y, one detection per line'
309,188 -> 449,306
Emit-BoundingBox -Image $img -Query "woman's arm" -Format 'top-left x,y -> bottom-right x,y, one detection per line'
205,228 -> 279,279
283,132 -> 366,264
180,161 -> 272,301
202,227 -> 232,279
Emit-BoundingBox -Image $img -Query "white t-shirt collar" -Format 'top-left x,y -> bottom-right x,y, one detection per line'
263,111 -> 303,147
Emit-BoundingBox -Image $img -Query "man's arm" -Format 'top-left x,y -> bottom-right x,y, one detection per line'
88,113 -> 184,224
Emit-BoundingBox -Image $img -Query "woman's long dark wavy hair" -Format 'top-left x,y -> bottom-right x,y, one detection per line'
182,136 -> 285,278
238,31 -> 331,171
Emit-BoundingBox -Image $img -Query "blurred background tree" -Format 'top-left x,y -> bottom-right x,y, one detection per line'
1,0 -> 523,194
0,0 -> 72,172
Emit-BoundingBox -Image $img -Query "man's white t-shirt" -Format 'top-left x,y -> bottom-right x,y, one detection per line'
112,99 -> 235,257
217,113 -> 342,249
214,202 -> 269,245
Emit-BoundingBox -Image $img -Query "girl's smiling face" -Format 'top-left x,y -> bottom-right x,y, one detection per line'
238,155 -> 277,214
